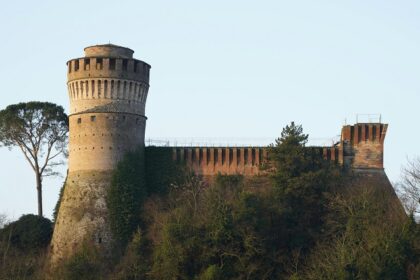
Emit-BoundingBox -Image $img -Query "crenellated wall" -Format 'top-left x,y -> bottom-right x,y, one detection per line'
171,123 -> 388,176
172,147 -> 268,175
341,123 -> 387,170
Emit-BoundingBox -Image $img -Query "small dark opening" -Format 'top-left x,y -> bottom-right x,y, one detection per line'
91,115 -> 96,122
77,118 -> 81,124
109,58 -> 116,70
365,126 -> 369,141
98,237 -> 102,244
96,58 -> 103,70
84,58 -> 90,70
134,61 -> 139,72
222,149 -> 226,164
74,60 -> 79,71
122,59 -> 128,71
244,149 -> 249,164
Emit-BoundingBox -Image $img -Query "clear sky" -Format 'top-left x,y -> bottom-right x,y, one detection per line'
0,0 -> 419,220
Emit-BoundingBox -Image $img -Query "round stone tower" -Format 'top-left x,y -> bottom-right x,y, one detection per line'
50,44 -> 150,265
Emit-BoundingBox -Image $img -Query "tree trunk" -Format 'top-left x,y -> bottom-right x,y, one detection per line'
36,172 -> 43,217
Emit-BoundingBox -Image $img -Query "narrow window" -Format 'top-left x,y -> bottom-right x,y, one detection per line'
68,61 -> 72,73
91,115 -> 96,122
122,59 -> 128,71
74,60 -> 79,71
77,118 -> 82,124
109,58 -> 116,70
134,61 -> 139,72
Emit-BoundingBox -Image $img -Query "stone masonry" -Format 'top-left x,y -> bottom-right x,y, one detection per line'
49,44 -> 151,266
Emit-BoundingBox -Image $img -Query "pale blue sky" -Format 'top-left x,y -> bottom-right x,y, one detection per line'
0,0 -> 419,219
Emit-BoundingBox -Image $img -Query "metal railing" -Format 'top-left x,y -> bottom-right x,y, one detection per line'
355,114 -> 382,124
145,136 -> 340,148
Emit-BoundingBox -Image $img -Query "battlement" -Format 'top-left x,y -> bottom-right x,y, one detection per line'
172,147 -> 268,176
67,57 -> 150,82
341,123 -> 388,169
66,45 -> 150,116
169,123 -> 388,176
341,123 -> 387,145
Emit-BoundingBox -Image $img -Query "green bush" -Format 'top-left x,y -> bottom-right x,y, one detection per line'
0,214 -> 52,250
145,146 -> 186,195
107,148 -> 146,246
61,245 -> 100,280
111,228 -> 150,279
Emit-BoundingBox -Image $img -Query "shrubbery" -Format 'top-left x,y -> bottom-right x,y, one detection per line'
59,244 -> 101,280
0,214 -> 52,250
0,214 -> 52,279
107,148 -> 147,246
107,147 -> 186,247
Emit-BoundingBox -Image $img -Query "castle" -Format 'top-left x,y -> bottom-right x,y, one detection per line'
50,44 -> 392,265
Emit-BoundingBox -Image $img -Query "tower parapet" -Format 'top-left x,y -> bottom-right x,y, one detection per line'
341,123 -> 387,170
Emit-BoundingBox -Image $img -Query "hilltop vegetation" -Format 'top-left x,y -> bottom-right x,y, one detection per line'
0,122 -> 419,279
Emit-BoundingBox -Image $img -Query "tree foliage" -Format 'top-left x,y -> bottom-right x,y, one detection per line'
0,102 -> 68,216
107,148 -> 146,246
59,244 -> 101,280
269,121 -> 338,250
302,185 -> 420,280
398,157 -> 420,218
0,214 -> 52,250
